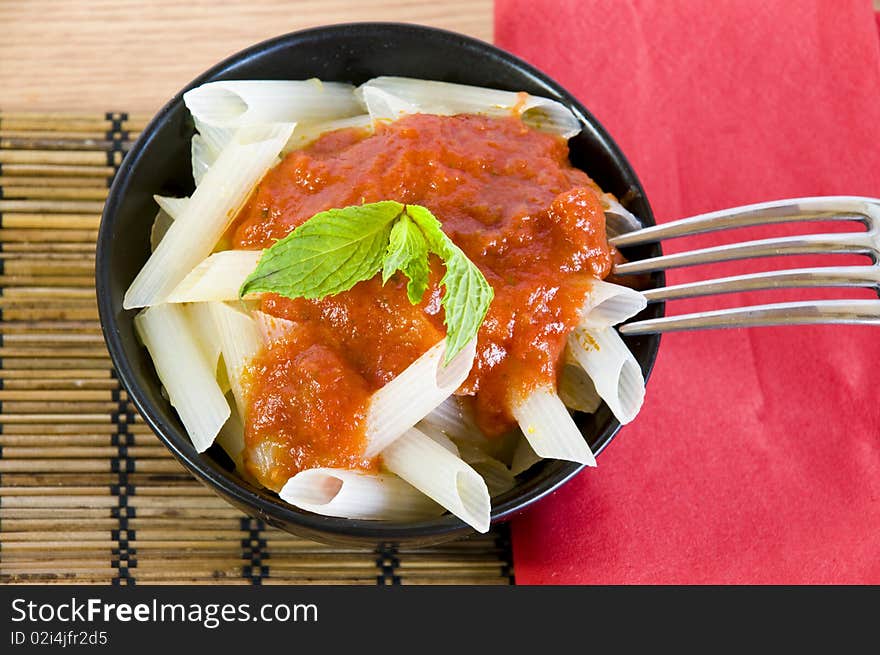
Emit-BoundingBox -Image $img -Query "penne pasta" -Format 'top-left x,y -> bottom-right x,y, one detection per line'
252,310 -> 296,347
191,134 -> 215,187
511,386 -> 596,466
124,123 -> 294,309
558,361 -> 602,414
567,326 -> 645,425
579,278 -> 648,329
166,250 -> 263,304
419,396 -> 481,442
184,79 -> 362,129
358,76 -> 581,138
208,302 -> 263,420
248,441 -> 287,493
181,301 -> 223,383
191,118 -> 235,185
153,194 -> 189,221
600,193 -> 643,237
416,422 -> 461,456
282,114 -> 374,153
419,398 -> 514,462
149,209 -> 174,252
193,112 -> 371,175
215,395 -> 246,473
381,427 -> 491,532
149,195 -> 187,252
134,303 -> 230,453
510,435 -> 543,476
194,117 -> 235,153
279,468 -> 444,521
456,442 -> 516,497
364,337 -> 477,458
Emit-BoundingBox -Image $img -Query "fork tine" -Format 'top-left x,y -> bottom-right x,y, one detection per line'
619,299 -> 880,335
610,196 -> 879,248
613,232 -> 876,275
643,265 -> 880,302
610,196 -> 880,334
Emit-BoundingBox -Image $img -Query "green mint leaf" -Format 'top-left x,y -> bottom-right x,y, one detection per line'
239,200 -> 404,298
435,241 -> 494,363
404,205 -> 494,363
383,213 -> 429,304
239,200 -> 493,365
402,204 -> 448,254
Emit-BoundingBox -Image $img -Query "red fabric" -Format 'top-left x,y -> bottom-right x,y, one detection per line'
497,0 -> 880,583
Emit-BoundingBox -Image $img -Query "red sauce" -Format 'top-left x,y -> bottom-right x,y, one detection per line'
241,336 -> 374,492
234,113 -> 613,486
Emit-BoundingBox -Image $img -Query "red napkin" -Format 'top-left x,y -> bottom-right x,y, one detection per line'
497,0 -> 880,584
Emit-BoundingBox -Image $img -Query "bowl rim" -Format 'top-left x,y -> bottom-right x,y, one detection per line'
96,21 -> 663,543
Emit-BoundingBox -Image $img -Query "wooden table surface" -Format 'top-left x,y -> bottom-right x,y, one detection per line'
0,0 -> 493,113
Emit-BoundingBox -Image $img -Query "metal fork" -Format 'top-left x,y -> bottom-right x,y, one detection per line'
609,196 -> 880,335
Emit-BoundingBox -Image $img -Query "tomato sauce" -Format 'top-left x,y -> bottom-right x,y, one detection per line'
233,113 -> 613,487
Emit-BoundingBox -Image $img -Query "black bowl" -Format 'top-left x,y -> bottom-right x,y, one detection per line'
96,22 -> 664,548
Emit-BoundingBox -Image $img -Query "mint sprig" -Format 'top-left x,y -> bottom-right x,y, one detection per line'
239,201 -> 494,363
382,212 -> 429,303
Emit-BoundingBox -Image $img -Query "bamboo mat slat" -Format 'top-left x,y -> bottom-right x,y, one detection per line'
0,112 -> 514,585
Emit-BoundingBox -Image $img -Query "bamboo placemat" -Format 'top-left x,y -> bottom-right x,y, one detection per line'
0,112 -> 514,585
